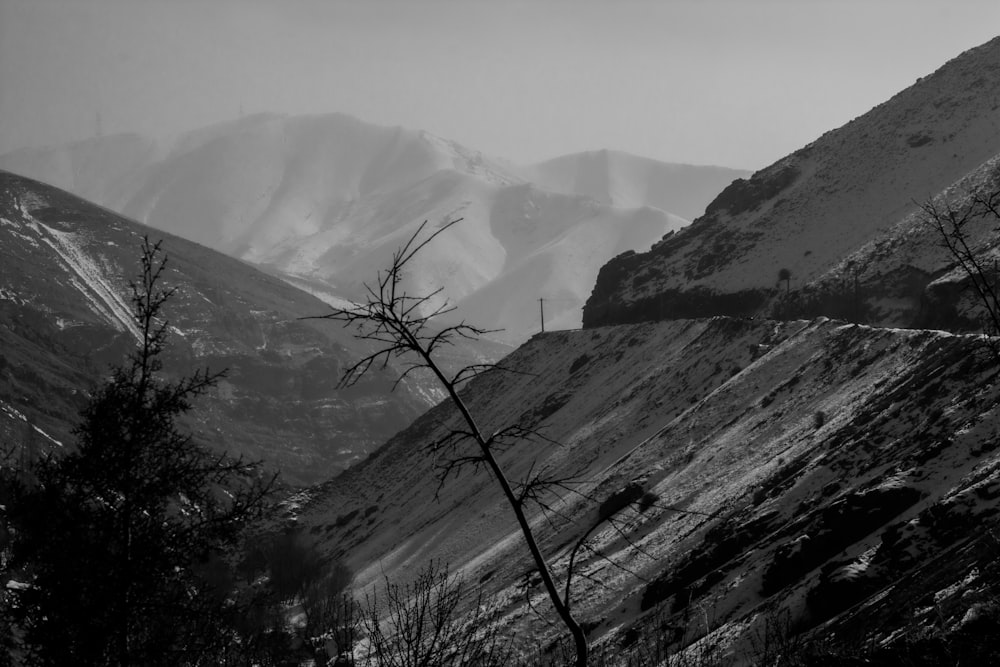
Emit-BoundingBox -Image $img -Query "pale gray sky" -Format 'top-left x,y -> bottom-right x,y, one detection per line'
1,0 -> 998,170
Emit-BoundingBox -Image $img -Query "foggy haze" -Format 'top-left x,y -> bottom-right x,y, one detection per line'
1,0 -> 999,170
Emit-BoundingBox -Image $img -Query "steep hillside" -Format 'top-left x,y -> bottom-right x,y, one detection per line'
584,36 -> 1000,330
0,114 -> 744,343
298,316 -> 1000,661
0,170 -> 505,485
783,154 -> 1000,331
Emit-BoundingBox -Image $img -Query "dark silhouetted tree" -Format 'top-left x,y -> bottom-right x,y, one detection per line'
360,561 -> 511,667
7,238 -> 275,666
923,187 -> 1000,363
310,220 -> 590,665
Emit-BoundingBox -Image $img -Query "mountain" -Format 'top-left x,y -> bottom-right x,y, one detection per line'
5,34 -> 999,665
0,170 -> 507,486
295,315 -> 1000,661
521,149 -> 747,221
584,36 -> 1000,330
0,114 -> 749,343
797,154 -> 1000,330
283,38 -> 1000,661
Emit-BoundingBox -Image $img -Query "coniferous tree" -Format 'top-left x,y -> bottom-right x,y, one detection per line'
7,238 -> 275,666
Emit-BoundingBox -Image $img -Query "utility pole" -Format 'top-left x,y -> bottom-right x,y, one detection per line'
853,269 -> 860,323
539,298 -> 545,333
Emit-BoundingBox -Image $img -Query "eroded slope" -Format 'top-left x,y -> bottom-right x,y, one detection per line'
300,316 -> 1000,659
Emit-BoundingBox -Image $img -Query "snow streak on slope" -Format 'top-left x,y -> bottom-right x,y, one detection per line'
1,400 -> 63,447
19,200 -> 140,339
1,169 -> 486,486
300,316 -> 1000,661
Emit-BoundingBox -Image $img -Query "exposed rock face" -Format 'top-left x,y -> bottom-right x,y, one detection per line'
584,36 -> 1000,331
0,170 -> 504,485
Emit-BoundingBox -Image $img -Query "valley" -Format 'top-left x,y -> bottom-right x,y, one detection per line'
3,24 -> 1000,667
0,169 -> 504,486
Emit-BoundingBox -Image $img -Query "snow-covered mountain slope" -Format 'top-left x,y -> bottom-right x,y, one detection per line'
520,149 -> 749,221
0,170 -> 508,485
584,35 -> 1000,330
0,113 -> 742,343
426,182 -> 690,338
297,316 -> 1000,661
116,112 -> 522,256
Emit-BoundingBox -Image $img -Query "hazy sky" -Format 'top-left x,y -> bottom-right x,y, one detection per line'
1,0 -> 998,170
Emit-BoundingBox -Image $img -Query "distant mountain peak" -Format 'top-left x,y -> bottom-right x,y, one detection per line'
1,113 -> 746,343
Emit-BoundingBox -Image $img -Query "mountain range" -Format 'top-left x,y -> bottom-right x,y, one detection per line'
0,115 -> 748,343
0,169 -> 505,486
4,30 -> 1000,666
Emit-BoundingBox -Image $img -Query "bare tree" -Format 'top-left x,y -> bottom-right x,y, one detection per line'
360,561 -> 511,667
310,219 -> 590,665
302,572 -> 358,666
922,187 -> 1000,363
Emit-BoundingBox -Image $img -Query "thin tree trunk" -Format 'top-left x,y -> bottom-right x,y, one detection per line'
414,334 -> 589,666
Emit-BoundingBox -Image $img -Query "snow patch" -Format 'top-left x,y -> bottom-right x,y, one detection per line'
23,213 -> 140,340
1,401 -> 63,447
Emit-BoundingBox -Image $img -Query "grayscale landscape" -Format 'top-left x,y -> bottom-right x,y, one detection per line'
2,2 -> 1000,665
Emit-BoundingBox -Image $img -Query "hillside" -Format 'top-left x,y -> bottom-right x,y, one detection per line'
297,315 -> 1000,661
0,114 -> 748,343
584,36 -> 1000,330
0,170 -> 506,486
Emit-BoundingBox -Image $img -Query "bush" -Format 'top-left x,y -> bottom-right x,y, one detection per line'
360,561 -> 512,667
5,239 -> 276,665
